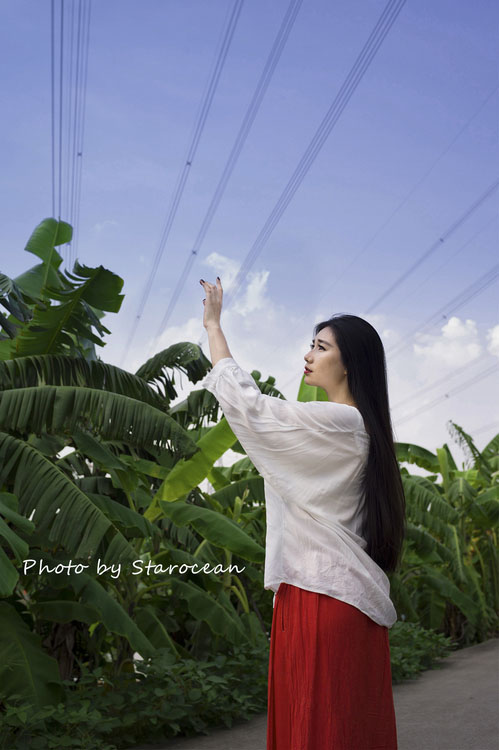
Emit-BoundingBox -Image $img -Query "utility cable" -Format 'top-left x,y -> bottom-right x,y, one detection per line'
72,0 -> 92,267
68,0 -> 83,263
388,214 -> 497,315
50,0 -> 56,218
58,0 -> 64,221
393,363 -> 499,426
391,358 -> 488,412
151,0 -> 304,345
119,0 -> 244,367
220,0 -> 408,312
64,0 -> 75,227
387,263 -> 499,359
267,86 -> 499,361
364,178 -> 499,313
469,421 -> 499,437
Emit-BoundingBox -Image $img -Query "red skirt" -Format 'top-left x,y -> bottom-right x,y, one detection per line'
267,582 -> 398,750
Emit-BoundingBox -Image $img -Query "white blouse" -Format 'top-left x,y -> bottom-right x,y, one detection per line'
199,356 -> 397,629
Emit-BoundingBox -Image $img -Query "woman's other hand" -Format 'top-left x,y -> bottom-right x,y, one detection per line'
200,276 -> 223,329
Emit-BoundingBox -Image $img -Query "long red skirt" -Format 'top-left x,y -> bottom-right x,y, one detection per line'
267,582 -> 398,750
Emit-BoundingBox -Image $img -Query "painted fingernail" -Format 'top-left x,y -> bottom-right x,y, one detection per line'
217,276 -> 220,280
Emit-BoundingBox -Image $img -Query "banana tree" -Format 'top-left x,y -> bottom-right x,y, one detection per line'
393,423 -> 498,644
0,220 -> 273,708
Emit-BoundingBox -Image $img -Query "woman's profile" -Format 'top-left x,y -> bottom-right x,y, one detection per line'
199,276 -> 406,750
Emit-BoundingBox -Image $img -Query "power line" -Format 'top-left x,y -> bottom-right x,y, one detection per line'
469,421 -> 499,437
393,363 -> 499,426
64,0 -> 75,227
68,0 -> 92,268
387,263 -> 499,359
58,0 -> 64,221
388,214 -> 497,315
50,0 -> 56,217
49,0 -> 92,268
72,0 -> 92,267
364,178 -> 499,313
221,0 -> 408,314
308,87 -> 499,318
150,0 -> 304,346
391,358 -> 488,411
267,86 -> 499,363
119,0 -> 244,367
68,0 -> 84,265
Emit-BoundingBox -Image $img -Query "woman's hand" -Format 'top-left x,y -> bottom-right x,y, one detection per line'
200,276 -> 223,329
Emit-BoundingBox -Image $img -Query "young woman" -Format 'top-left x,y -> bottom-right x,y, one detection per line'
199,277 -> 405,750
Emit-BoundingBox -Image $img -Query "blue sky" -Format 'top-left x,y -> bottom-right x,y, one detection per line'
1,0 -> 498,460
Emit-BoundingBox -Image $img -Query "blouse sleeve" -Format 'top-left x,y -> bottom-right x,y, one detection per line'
199,357 -> 366,502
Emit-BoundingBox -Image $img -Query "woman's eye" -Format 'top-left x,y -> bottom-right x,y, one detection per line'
309,343 -> 325,350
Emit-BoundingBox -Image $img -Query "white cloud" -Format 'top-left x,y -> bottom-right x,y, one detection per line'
201,252 -> 240,291
486,324 -> 499,357
413,316 -> 482,368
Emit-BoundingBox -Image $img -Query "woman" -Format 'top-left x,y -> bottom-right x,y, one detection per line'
199,277 -> 405,750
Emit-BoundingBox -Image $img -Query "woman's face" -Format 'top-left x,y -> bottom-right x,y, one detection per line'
303,326 -> 348,394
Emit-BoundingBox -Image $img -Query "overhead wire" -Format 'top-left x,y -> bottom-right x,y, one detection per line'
49,0 -> 92,269
150,0 -> 304,346
468,421 -> 499,438
364,177 -> 499,313
393,363 -> 499,426
58,0 -> 64,221
64,0 -> 75,227
72,0 -> 92,267
69,0 -> 92,268
391,358 -> 490,412
267,85 -> 499,361
387,263 -> 499,359
119,0 -> 245,367
220,0 -> 408,315
68,0 -> 83,266
388,214 -> 497,315
301,87 -> 498,322
50,0 -> 56,218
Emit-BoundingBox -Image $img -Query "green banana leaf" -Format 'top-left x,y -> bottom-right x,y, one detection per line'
0,601 -> 63,707
0,432 -> 137,561
146,417 -> 237,519
0,385 -> 198,457
67,572 -> 155,658
0,354 -> 164,409
171,579 -> 247,645
159,500 -> 264,563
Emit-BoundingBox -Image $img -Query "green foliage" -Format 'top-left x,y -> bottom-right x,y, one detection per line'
1,219 -> 124,360
393,423 -> 499,644
0,602 -> 64,707
0,642 -> 269,749
388,620 -> 454,682
0,218 -> 497,748
0,623 -> 457,749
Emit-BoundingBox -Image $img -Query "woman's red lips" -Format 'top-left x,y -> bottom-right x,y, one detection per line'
304,367 -> 312,373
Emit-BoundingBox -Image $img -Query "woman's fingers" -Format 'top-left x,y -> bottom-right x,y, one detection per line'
199,278 -> 222,292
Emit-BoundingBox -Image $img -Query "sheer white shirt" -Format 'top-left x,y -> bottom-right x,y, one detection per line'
199,356 -> 397,628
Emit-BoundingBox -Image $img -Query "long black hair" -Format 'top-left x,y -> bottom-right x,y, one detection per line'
314,314 -> 406,573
